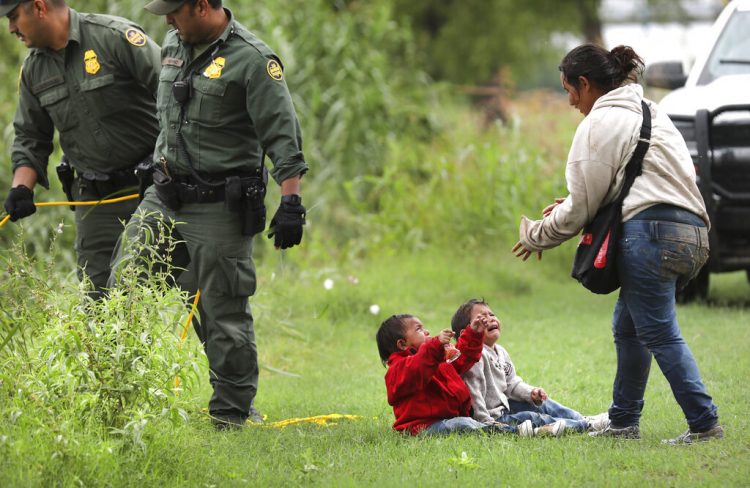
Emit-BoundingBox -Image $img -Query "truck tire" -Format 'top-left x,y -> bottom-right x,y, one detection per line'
676,268 -> 710,303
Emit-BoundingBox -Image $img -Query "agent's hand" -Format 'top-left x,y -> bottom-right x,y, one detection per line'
470,314 -> 488,333
512,241 -> 542,261
437,329 -> 454,345
268,194 -> 305,250
530,387 -> 548,403
3,185 -> 36,221
542,197 -> 566,217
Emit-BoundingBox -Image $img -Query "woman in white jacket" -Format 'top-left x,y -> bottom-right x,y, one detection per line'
513,44 -> 722,444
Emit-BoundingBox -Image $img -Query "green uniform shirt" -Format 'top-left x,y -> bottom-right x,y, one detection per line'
156,9 -> 308,185
12,9 -> 161,188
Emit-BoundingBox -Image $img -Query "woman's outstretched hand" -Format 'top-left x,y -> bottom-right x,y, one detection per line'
542,197 -> 566,217
512,241 -> 542,261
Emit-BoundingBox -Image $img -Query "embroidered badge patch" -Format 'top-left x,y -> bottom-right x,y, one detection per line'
125,28 -> 147,47
266,59 -> 283,81
84,50 -> 101,75
203,57 -> 226,79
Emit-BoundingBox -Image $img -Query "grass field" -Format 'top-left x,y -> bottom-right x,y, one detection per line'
2,244 -> 747,487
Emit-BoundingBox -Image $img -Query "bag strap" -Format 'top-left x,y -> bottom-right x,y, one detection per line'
614,99 -> 652,206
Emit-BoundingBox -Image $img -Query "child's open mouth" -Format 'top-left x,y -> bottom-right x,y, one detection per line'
487,325 -> 499,332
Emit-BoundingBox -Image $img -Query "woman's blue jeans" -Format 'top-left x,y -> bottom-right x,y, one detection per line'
610,207 -> 718,432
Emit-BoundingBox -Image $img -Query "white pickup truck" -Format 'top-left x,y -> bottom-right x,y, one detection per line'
645,0 -> 750,301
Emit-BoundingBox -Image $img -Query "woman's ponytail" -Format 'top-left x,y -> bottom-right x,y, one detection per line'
560,44 -> 644,93
609,45 -> 645,85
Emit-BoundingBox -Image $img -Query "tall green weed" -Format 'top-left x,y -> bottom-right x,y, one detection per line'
0,216 -> 201,449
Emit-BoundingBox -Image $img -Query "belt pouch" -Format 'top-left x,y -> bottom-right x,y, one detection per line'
152,168 -> 182,211
240,177 -> 266,236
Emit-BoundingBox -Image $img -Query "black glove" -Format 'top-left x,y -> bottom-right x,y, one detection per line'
267,194 -> 305,249
4,185 -> 36,222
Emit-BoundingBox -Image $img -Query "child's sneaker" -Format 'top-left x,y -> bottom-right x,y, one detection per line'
517,419 -> 534,437
588,424 -> 640,439
535,420 -> 566,437
662,424 -> 724,445
583,412 -> 609,431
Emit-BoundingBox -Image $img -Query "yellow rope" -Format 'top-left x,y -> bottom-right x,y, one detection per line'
174,290 -> 201,393
201,408 -> 362,428
253,414 -> 363,428
0,194 -> 139,229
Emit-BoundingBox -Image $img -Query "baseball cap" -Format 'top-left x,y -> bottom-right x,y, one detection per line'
0,0 -> 25,17
144,0 -> 188,15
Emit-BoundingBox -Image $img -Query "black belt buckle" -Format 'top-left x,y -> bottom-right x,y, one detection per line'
180,183 -> 198,203
198,187 -> 217,203
81,171 -> 111,182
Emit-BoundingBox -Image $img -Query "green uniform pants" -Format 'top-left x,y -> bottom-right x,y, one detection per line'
74,179 -> 139,298
109,186 -> 258,420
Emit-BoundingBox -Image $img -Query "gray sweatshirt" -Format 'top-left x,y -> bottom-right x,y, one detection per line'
461,343 -> 536,424
519,83 -> 708,252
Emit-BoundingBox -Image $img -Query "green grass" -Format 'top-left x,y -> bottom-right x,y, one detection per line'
2,246 -> 748,487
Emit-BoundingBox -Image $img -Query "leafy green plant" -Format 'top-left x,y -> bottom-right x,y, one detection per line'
0,214 -> 202,449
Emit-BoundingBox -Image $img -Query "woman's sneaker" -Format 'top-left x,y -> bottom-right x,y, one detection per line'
663,424 -> 724,445
583,412 -> 610,431
588,424 -> 640,439
517,419 -> 534,437
535,420 -> 566,437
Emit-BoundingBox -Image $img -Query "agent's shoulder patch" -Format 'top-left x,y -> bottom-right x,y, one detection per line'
125,28 -> 147,47
266,58 -> 283,81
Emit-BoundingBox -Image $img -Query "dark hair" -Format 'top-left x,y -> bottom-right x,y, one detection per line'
187,0 -> 222,8
559,44 -> 644,93
376,314 -> 413,366
451,298 -> 487,336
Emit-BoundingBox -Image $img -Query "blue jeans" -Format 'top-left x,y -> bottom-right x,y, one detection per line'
421,417 -> 515,435
495,399 -> 589,432
610,205 -> 718,432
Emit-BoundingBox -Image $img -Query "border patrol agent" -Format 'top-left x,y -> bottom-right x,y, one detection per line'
1,0 -> 161,298
110,0 -> 308,429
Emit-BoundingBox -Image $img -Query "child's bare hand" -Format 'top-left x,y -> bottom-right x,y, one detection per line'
437,329 -> 454,345
470,315 -> 488,333
530,388 -> 548,403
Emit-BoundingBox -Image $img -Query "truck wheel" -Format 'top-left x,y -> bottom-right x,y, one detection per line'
676,268 -> 710,303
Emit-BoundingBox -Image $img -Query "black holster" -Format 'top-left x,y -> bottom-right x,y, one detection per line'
153,167 -> 182,211
225,168 -> 268,236
55,155 -> 75,211
134,156 -> 155,202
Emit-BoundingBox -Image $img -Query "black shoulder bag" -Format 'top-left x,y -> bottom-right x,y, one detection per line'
571,100 -> 651,294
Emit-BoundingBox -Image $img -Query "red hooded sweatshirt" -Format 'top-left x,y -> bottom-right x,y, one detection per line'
384,326 -> 484,435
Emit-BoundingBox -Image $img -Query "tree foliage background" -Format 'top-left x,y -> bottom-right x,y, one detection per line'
0,0 -> 601,192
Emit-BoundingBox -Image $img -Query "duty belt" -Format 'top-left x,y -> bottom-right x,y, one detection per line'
77,166 -> 139,199
171,168 -> 264,204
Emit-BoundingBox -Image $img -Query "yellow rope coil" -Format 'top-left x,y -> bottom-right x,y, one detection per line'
256,414 -> 363,428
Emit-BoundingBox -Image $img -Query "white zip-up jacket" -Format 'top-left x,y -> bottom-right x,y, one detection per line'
519,84 -> 708,252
